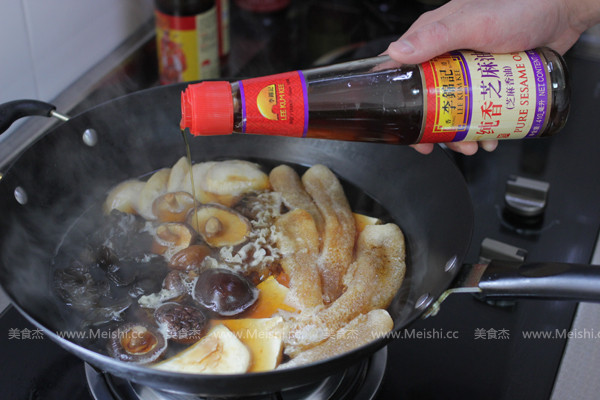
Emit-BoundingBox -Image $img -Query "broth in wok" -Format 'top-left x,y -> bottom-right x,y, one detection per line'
53,158 -> 406,373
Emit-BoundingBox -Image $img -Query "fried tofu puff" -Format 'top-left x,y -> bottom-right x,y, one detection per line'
302,165 -> 356,304
278,309 -> 393,368
269,165 -> 325,235
274,209 -> 323,311
283,223 -> 405,357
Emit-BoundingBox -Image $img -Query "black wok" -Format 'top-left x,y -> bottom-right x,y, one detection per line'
0,84 -> 597,396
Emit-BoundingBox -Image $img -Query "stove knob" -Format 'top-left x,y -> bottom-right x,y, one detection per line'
479,237 -> 527,264
504,176 -> 550,224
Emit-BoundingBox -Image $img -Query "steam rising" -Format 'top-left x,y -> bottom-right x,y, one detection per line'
0,89 -> 466,388
0,90 -> 185,341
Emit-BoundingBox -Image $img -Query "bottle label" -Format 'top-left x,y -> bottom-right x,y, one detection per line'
239,71 -> 308,136
155,8 -> 219,84
420,50 -> 550,143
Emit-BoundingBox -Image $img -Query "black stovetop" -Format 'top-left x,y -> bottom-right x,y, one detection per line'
2,3 -> 600,399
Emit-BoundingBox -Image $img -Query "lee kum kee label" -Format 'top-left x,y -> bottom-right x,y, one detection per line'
420,50 -> 550,143
238,71 -> 308,136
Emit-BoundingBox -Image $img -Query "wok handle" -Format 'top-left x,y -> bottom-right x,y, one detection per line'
0,100 -> 58,134
478,260 -> 600,302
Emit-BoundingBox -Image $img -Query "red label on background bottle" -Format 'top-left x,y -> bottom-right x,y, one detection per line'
155,8 -> 219,84
239,71 -> 308,136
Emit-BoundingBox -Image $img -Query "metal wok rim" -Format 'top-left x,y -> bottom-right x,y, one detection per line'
0,83 -> 473,396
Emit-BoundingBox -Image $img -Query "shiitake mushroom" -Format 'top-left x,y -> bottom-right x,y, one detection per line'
152,192 -> 195,223
154,303 -> 208,344
193,268 -> 258,317
151,222 -> 196,255
54,262 -> 110,310
162,270 -> 187,293
107,323 -> 166,364
169,244 -> 212,272
186,204 -> 251,247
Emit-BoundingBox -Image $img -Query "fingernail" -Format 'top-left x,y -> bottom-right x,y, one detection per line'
390,39 -> 415,55
480,140 -> 498,152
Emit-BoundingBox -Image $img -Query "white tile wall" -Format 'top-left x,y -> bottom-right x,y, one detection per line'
0,0 -> 154,309
1,0 -> 153,105
0,1 -> 37,102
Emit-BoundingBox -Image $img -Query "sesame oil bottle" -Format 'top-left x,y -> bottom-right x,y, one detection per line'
180,48 -> 569,144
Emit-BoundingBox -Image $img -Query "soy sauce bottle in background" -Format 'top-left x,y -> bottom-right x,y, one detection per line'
216,0 -> 230,74
154,0 -> 220,84
180,48 -> 570,145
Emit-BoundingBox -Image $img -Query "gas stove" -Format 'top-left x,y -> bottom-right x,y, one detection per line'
1,7 -> 600,400
84,349 -> 387,400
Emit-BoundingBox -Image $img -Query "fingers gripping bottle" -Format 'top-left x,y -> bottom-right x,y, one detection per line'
180,48 -> 570,144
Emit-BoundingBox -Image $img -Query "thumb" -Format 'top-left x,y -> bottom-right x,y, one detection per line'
386,18 -> 476,64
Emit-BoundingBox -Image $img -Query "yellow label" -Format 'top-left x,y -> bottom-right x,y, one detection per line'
420,50 -> 550,143
155,8 -> 219,84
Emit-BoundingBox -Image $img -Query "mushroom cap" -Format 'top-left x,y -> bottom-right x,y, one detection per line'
187,204 -> 251,247
107,323 -> 167,364
154,302 -> 208,344
152,192 -> 196,223
193,268 -> 259,317
169,244 -> 212,272
152,222 -> 196,257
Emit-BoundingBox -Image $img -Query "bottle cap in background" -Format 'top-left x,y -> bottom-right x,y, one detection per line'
180,81 -> 233,135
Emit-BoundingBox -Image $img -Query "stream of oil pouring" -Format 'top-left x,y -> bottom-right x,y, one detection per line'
181,130 -> 200,230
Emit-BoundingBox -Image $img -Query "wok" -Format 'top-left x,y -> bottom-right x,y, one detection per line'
0,84 -> 598,397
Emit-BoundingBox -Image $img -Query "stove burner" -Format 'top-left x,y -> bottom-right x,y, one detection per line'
85,347 -> 387,400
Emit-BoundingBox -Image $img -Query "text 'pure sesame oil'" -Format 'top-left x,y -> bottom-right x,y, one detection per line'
180,48 -> 570,145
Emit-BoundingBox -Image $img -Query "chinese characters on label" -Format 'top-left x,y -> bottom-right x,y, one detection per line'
421,52 -> 471,143
420,50 -> 549,143
473,52 -> 504,137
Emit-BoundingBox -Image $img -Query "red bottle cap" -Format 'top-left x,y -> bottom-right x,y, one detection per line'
180,81 -> 234,136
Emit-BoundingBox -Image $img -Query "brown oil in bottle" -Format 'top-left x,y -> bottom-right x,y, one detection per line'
301,62 -> 423,144
182,48 -> 570,144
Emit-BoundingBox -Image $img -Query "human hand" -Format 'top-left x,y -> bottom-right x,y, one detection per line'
387,0 -> 600,155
